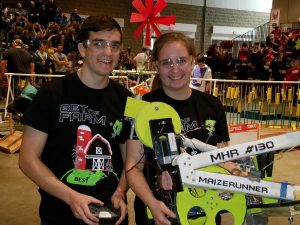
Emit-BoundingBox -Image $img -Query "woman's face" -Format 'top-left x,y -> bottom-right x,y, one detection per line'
156,41 -> 193,92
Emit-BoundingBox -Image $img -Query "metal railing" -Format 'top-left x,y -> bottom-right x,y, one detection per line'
4,73 -> 300,130
191,78 -> 300,128
231,22 -> 270,58
3,72 -> 131,117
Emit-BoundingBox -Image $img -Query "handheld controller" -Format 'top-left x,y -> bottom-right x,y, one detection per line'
89,203 -> 120,225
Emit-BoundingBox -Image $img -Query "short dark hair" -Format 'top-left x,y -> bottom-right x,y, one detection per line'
196,56 -> 206,63
79,15 -> 122,43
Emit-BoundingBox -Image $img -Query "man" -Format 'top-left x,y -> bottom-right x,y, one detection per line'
0,6 -> 10,49
45,0 -> 58,22
19,15 -> 131,225
33,42 -> 49,74
15,2 -> 27,18
53,43 -> 68,75
69,8 -> 82,24
33,42 -> 50,85
0,38 -> 34,95
190,56 -> 212,93
133,47 -> 148,70
1,38 -> 34,75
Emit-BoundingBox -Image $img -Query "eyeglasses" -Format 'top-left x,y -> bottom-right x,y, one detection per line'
157,57 -> 191,69
84,39 -> 121,52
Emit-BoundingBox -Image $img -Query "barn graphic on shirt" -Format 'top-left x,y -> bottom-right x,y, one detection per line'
85,133 -> 113,172
74,125 -> 113,172
62,125 -> 116,186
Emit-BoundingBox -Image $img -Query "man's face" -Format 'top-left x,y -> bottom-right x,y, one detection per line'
40,44 -> 46,52
57,45 -> 63,53
12,40 -> 17,47
79,29 -> 122,77
198,62 -> 205,68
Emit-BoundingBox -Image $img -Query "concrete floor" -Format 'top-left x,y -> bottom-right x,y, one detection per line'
1,140 -> 300,225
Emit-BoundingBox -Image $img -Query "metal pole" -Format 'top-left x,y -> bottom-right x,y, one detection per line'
200,0 -> 206,53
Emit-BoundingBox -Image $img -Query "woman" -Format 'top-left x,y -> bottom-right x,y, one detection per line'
125,32 -> 237,225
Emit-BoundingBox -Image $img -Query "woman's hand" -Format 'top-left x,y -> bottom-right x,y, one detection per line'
149,199 -> 177,225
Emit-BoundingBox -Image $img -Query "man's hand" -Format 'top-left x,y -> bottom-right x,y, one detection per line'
111,188 -> 128,225
67,191 -> 103,225
149,199 -> 177,225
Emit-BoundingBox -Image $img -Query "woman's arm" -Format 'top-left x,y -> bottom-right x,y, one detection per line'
125,139 -> 176,225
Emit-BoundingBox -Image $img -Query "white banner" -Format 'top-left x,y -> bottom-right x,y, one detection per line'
269,8 -> 280,33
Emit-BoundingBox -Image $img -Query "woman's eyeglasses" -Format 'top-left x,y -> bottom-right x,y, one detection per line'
158,57 -> 191,69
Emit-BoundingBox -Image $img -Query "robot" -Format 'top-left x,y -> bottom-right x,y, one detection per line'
125,97 -> 300,225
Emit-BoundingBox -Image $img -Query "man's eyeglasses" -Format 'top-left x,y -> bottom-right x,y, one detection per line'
157,57 -> 191,69
83,39 -> 121,52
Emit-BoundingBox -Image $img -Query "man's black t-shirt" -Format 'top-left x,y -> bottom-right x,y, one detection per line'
4,47 -> 33,74
23,73 -> 132,225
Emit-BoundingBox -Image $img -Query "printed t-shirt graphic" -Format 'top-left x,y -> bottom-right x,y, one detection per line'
62,125 -> 118,186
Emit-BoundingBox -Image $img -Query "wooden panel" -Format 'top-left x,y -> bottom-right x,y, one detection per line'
0,131 -> 23,154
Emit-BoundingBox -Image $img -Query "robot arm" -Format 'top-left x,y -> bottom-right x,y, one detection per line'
173,131 -> 300,201
174,131 -> 300,169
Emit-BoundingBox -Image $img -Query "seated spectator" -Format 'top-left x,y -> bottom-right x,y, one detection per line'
30,30 -> 44,52
238,42 -> 249,62
66,53 -> 75,74
38,4 -> 48,28
285,59 -> 300,104
45,0 -> 58,22
271,26 -> 282,42
264,48 -> 275,64
46,40 -> 56,74
15,2 -> 27,19
63,26 -> 80,62
45,22 -> 61,48
54,8 -> 68,27
122,47 -> 135,70
206,44 -> 221,77
0,6 -> 10,49
285,59 -> 300,87
28,0 -> 40,24
21,29 -> 32,47
261,59 -> 272,81
219,50 -> 229,79
69,9 -> 82,24
235,59 -> 252,80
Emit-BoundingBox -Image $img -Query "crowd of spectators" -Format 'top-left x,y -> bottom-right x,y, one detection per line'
0,1 -> 152,79
0,1 -> 299,92
0,1 -> 83,76
204,27 -> 300,84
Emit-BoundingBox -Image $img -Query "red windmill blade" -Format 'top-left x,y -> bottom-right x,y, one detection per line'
130,0 -> 176,46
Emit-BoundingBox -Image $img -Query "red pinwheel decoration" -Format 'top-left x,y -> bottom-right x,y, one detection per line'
130,0 -> 176,46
